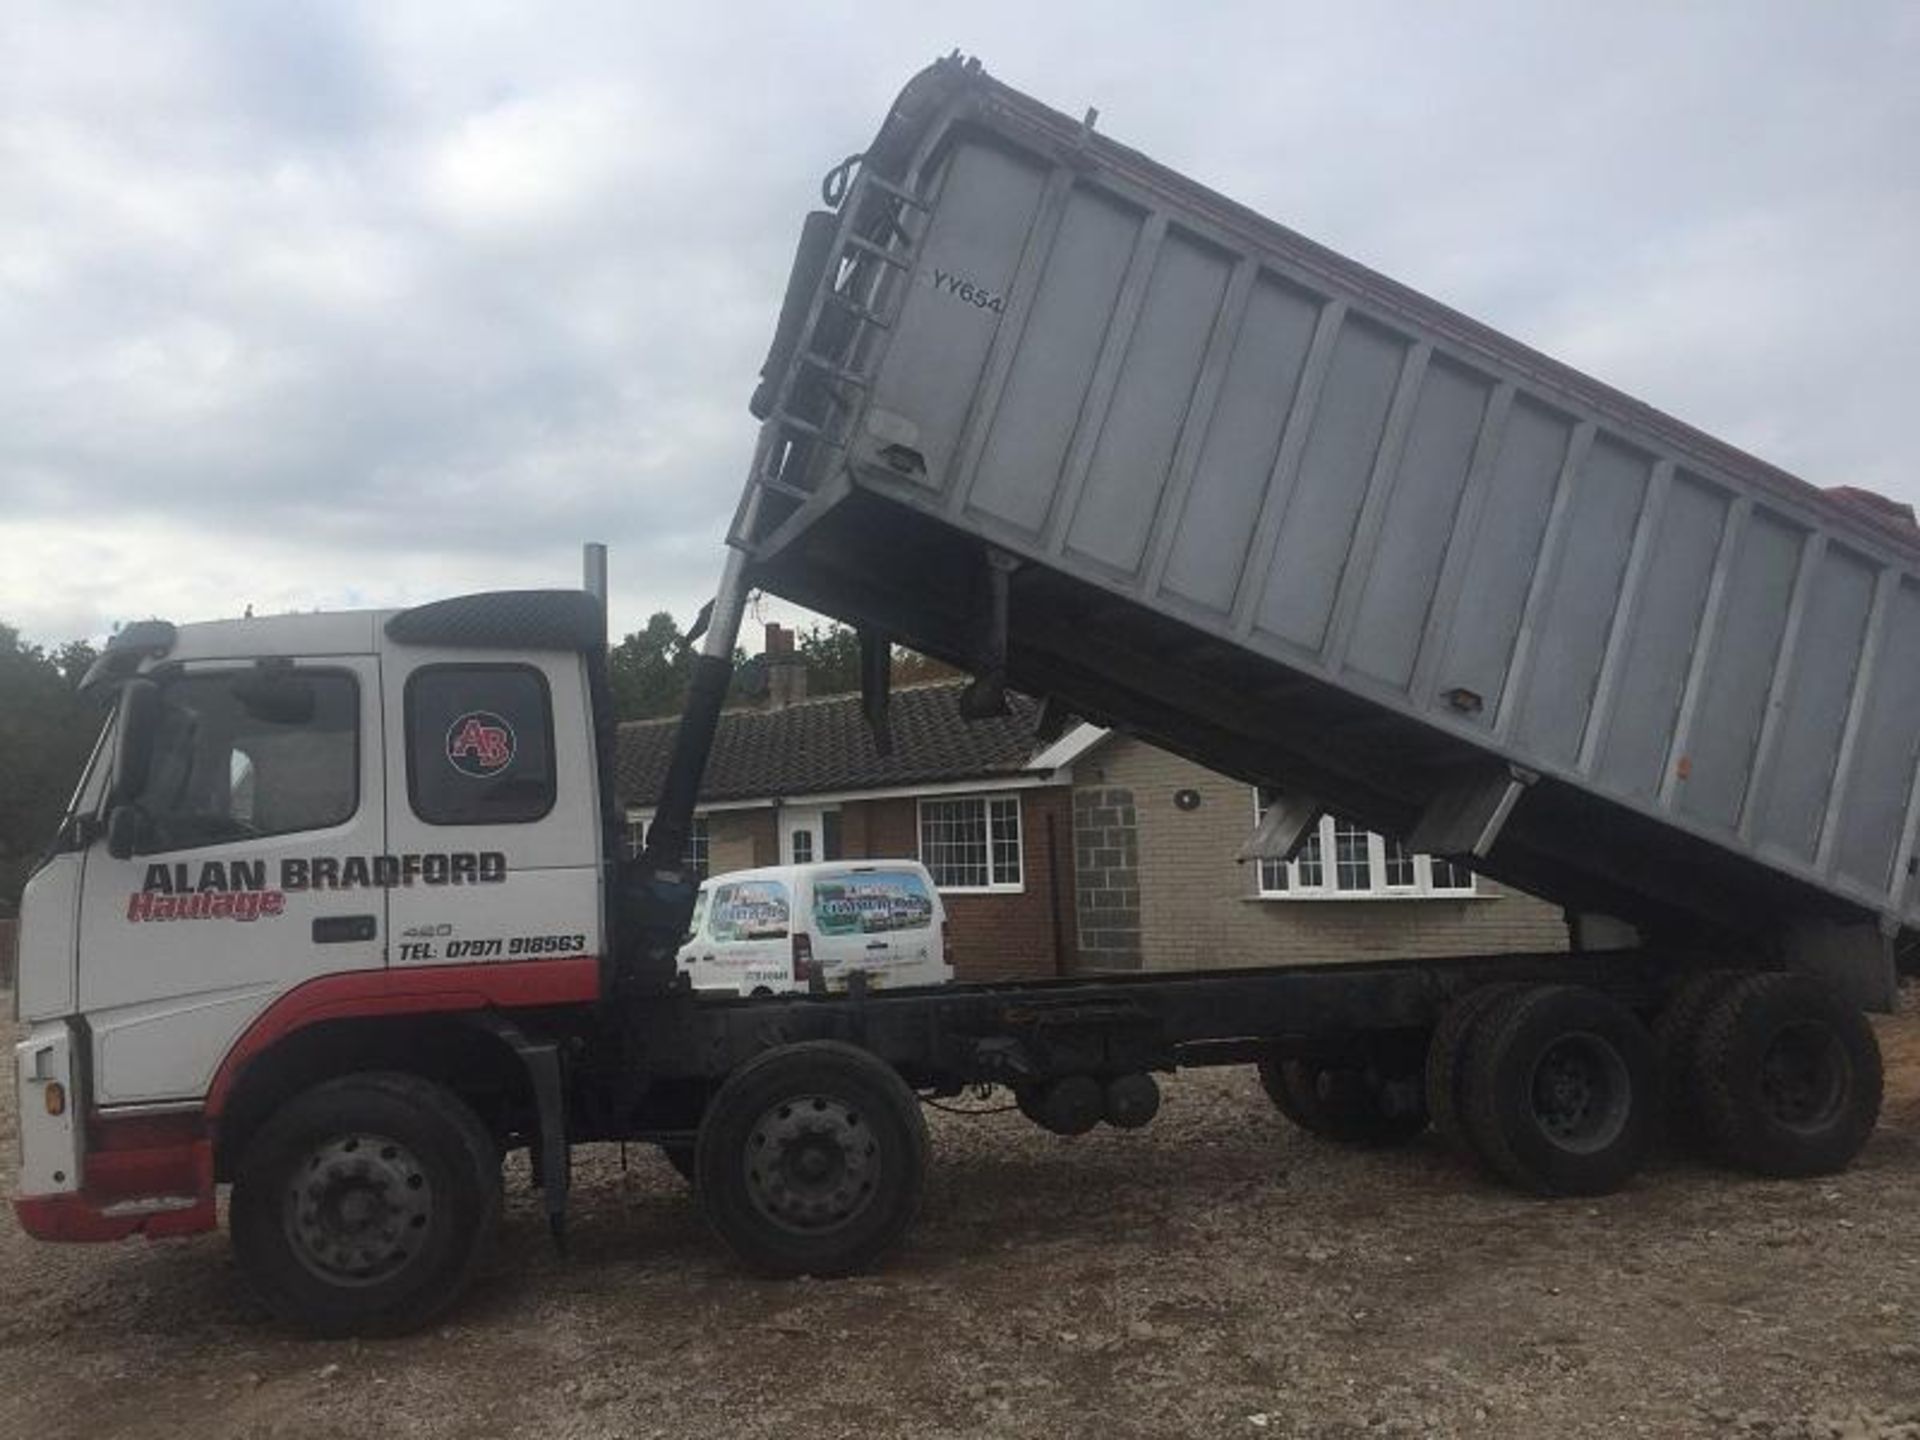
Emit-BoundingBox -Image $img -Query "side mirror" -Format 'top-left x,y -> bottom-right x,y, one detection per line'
106,678 -> 161,809
105,802 -> 148,861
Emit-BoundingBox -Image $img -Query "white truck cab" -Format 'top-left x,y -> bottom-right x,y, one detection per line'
676,861 -> 950,996
12,592 -> 609,1246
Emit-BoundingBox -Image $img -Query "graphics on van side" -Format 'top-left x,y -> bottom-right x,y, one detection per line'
812,872 -> 934,937
709,880 -> 792,942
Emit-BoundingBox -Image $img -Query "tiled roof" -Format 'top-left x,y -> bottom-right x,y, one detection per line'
615,681 -> 1051,806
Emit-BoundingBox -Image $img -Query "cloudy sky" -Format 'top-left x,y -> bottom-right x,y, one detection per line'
2,2 -> 1915,648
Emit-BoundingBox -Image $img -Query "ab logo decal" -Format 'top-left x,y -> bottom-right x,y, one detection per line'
446,711 -> 516,777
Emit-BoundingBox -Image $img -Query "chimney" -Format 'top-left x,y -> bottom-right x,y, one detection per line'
765,621 -> 808,710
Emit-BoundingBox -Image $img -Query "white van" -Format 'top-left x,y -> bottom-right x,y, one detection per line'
676,860 -> 953,997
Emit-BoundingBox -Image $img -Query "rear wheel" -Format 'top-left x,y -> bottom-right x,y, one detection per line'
1695,972 -> 1882,1177
1426,983 -> 1523,1148
230,1072 -> 500,1337
1652,969 -> 1744,1148
1459,985 -> 1656,1196
1259,1044 -> 1428,1147
695,1041 -> 928,1278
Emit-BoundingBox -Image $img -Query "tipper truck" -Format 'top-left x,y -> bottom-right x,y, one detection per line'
11,56 -> 1904,1335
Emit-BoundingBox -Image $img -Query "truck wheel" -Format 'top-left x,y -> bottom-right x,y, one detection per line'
1460,985 -> 1656,1196
1425,983 -> 1523,1148
1652,969 -> 1743,1148
230,1072 -> 501,1337
695,1040 -> 928,1278
1694,972 -> 1882,1177
1258,1053 -> 1428,1147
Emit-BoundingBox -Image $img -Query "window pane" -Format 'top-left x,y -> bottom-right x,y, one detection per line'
135,670 -> 358,851
1429,855 -> 1474,891
1254,787 -> 1300,893
1334,819 -> 1371,892
1383,835 -> 1416,887
791,828 -> 815,864
408,665 -> 554,825
988,796 -> 1022,886
1295,830 -> 1324,888
920,797 -> 989,888
821,810 -> 843,862
686,816 -> 709,878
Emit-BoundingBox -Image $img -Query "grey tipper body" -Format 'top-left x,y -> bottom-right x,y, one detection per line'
739,56 -> 1918,996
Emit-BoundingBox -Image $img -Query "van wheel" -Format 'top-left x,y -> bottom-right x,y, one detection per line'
695,1041 -> 928,1278
1259,1049 -> 1428,1146
230,1072 -> 500,1337
1459,985 -> 1656,1196
1695,973 -> 1882,1177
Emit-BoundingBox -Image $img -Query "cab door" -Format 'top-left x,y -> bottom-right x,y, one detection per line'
75,658 -> 385,1105
380,649 -> 603,975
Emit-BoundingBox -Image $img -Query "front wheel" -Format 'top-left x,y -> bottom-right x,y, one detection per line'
694,1041 -> 928,1278
230,1072 -> 501,1337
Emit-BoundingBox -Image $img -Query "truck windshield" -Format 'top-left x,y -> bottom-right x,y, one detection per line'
130,669 -> 359,852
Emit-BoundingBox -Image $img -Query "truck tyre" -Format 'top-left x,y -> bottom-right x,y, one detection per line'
1425,983 -> 1523,1148
230,1072 -> 501,1338
695,1040 -> 928,1278
1258,1052 -> 1428,1147
1694,972 -> 1882,1177
1459,985 -> 1656,1197
1652,969 -> 1744,1148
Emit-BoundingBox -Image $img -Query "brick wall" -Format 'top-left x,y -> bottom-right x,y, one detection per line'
843,792 -> 1076,982
1072,736 -> 1568,971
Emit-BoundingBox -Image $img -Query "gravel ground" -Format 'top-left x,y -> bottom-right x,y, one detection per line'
4,990 -> 1920,1440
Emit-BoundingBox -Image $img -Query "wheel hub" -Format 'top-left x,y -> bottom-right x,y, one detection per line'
283,1133 -> 432,1285
1529,1033 -> 1631,1154
745,1095 -> 878,1234
1759,1023 -> 1848,1131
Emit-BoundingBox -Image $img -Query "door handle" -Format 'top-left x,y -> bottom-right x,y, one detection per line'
865,941 -> 888,950
313,915 -> 377,944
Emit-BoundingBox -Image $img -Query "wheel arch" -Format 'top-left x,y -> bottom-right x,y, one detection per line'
212,1014 -> 532,1182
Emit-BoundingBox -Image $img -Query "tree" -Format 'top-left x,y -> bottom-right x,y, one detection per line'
0,625 -> 106,914
795,623 -> 862,696
608,611 -> 695,721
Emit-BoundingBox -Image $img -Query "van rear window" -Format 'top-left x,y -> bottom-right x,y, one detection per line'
811,870 -> 936,936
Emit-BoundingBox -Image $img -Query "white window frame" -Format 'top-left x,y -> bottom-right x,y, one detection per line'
626,809 -> 710,878
1252,791 -> 1476,900
917,792 -> 1024,893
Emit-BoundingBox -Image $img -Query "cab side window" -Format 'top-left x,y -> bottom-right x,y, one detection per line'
406,665 -> 555,826
134,669 -> 358,852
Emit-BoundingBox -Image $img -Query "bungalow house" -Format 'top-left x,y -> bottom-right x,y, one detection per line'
616,628 -> 1567,981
